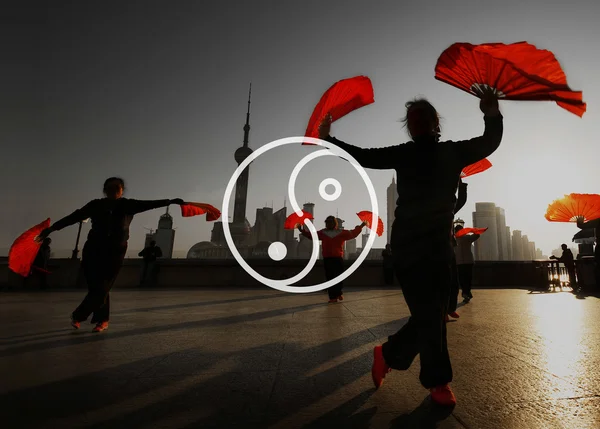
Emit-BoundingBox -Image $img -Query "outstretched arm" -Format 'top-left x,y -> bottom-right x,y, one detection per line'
342,225 -> 365,240
577,216 -> 600,230
49,200 -> 97,232
125,198 -> 182,215
454,180 -> 468,213
298,225 -> 324,241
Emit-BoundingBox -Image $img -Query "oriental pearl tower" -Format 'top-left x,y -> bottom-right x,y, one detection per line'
231,84 -> 254,246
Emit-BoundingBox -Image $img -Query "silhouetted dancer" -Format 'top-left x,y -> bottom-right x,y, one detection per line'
138,240 -> 162,287
550,243 -> 577,292
448,179 -> 467,321
382,244 -> 394,285
318,88 -> 502,406
37,177 -> 184,332
576,215 -> 600,291
31,238 -> 51,289
298,216 -> 366,302
454,224 -> 480,303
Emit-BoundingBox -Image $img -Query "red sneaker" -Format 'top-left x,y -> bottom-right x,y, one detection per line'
92,321 -> 109,333
328,298 -> 338,303
70,316 -> 80,330
337,295 -> 344,301
430,384 -> 456,406
449,312 -> 460,319
371,345 -> 391,389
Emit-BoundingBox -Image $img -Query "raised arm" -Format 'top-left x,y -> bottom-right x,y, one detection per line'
49,200 -> 97,232
298,225 -> 324,241
342,225 -> 364,240
325,136 -> 404,170
125,198 -> 181,215
454,180 -> 468,213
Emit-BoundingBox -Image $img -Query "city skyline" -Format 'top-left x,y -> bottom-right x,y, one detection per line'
2,1 -> 599,260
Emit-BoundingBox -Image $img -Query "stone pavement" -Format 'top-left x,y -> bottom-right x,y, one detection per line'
1,287 -> 599,429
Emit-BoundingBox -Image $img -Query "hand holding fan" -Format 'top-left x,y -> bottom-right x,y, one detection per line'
357,211 -> 384,237
455,227 -> 487,238
544,193 -> 600,223
284,210 -> 314,229
304,76 -> 374,145
180,203 -> 221,221
8,218 -> 51,277
435,41 -> 586,117
461,158 -> 492,178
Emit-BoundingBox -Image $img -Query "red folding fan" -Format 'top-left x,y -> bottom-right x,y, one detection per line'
455,227 -> 488,238
461,158 -> 492,178
284,210 -> 314,229
357,211 -> 384,237
180,203 -> 221,221
8,218 -> 51,277
544,193 -> 600,223
303,76 -> 375,145
435,42 -> 586,117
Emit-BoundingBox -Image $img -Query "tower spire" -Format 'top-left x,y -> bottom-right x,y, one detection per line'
243,82 -> 251,148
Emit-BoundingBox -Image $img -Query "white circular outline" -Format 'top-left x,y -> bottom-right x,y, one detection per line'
221,136 -> 379,293
319,178 -> 342,201
267,241 -> 287,261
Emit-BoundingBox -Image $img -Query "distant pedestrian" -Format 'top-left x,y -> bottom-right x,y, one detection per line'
139,240 -> 163,287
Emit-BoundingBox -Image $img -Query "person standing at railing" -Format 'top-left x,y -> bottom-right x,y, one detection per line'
550,243 -> 577,292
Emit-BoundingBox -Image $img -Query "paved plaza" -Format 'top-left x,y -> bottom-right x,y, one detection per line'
1,287 -> 600,428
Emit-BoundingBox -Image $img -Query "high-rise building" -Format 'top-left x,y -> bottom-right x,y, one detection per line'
522,235 -> 531,260
495,207 -> 508,260
512,230 -> 523,260
297,202 -> 316,258
346,238 -> 357,259
386,176 -> 398,244
144,208 -> 175,258
505,226 -> 512,260
473,203 -> 499,260
535,248 -> 543,259
528,242 -> 535,261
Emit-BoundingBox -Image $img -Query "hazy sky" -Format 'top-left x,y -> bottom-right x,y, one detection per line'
2,0 -> 599,257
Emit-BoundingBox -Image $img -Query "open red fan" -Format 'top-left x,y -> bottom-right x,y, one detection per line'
180,203 -> 221,221
544,193 -> 600,223
8,218 -> 51,277
284,210 -> 314,229
455,227 -> 487,238
303,76 -> 374,145
435,42 -> 586,117
461,158 -> 492,178
357,211 -> 384,237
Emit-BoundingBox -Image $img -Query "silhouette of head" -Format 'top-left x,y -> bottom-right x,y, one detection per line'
402,99 -> 440,139
454,224 -> 464,234
103,177 -> 125,199
561,243 -> 568,250
324,216 -> 338,230
150,240 -> 156,247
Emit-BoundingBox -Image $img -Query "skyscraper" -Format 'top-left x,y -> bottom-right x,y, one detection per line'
505,226 -> 512,260
495,207 -> 508,260
522,235 -> 531,260
386,176 -> 398,244
512,230 -> 524,260
472,203 -> 499,260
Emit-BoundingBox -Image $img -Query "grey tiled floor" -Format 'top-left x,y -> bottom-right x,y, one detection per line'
1,288 -> 599,428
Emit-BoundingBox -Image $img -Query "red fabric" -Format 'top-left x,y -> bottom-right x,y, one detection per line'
180,203 -> 221,221
356,211 -> 384,237
455,227 -> 488,238
545,193 -> 600,223
304,76 -> 374,145
284,210 -> 314,229
8,218 -> 51,277
300,226 -> 362,258
435,42 -> 586,117
461,158 -> 492,178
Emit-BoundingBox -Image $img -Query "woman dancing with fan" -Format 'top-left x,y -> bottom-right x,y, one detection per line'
298,216 -> 366,302
318,88 -> 502,406
36,177 -> 184,332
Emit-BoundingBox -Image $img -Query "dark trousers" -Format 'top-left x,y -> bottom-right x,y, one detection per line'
73,244 -> 126,323
323,257 -> 344,300
140,261 -> 157,287
457,264 -> 474,298
448,255 -> 459,313
381,259 -> 452,389
383,266 -> 394,285
566,265 -> 577,289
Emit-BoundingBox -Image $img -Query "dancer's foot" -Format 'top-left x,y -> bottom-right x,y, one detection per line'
449,312 -> 460,319
337,295 -> 344,301
371,345 -> 391,389
430,384 -> 456,406
328,298 -> 338,303
92,321 -> 109,332
70,315 -> 80,329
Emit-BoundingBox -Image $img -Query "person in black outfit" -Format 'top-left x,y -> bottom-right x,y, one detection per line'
37,177 -> 184,332
550,243 -> 577,292
318,88 -> 502,406
382,244 -> 394,285
448,180 -> 468,321
139,240 -> 163,287
576,216 -> 600,292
